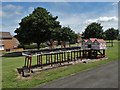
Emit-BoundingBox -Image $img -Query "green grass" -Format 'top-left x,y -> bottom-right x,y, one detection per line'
2,41 -> 119,89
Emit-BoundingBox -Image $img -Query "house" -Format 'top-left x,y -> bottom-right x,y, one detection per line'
0,32 -> 20,51
81,38 -> 106,50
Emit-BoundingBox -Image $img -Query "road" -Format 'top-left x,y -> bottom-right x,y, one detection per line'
37,61 -> 118,88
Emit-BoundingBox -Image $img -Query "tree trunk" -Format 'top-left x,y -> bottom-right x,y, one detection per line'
37,43 -> 40,50
112,40 -> 113,47
61,41 -> 63,48
62,41 -> 66,48
49,39 -> 54,49
69,42 -> 71,47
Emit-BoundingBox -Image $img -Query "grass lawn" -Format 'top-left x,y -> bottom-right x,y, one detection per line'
2,41 -> 119,89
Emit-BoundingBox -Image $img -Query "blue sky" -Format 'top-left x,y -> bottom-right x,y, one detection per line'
1,2 -> 118,35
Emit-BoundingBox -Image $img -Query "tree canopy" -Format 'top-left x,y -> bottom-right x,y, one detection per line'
82,22 -> 104,39
56,27 -> 77,42
15,7 -> 61,49
15,7 -> 78,49
104,28 -> 119,40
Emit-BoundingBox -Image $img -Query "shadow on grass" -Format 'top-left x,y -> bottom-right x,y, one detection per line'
2,52 -> 23,57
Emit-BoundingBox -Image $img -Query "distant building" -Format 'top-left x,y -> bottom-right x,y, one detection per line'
81,38 -> 106,50
0,32 -> 20,51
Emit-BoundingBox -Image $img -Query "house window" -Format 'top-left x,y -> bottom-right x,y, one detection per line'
88,44 -> 91,48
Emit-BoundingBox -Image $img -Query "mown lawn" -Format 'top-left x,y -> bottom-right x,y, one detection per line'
2,41 -> 119,89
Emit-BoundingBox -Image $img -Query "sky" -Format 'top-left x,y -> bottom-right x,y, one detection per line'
1,2 -> 118,35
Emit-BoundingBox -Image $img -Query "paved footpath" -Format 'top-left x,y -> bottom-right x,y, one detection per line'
37,61 -> 118,88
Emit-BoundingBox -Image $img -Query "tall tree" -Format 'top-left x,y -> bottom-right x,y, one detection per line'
55,27 -> 77,48
15,7 -> 61,50
82,22 -> 104,39
104,28 -> 119,46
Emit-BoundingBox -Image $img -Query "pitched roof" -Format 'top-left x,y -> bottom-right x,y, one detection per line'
0,32 -> 12,39
95,39 -> 106,43
89,38 -> 97,42
88,38 -> 105,43
84,39 -> 88,42
12,37 -> 20,46
83,38 -> 106,43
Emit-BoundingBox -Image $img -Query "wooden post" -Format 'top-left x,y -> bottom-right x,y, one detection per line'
54,53 -> 56,63
24,55 -> 32,72
71,51 -> 72,61
95,50 -> 97,58
24,56 -> 27,66
64,52 -> 66,62
80,50 -> 82,60
77,50 -> 79,59
51,53 -> 53,66
59,53 -> 61,65
39,55 -> 40,66
74,51 -> 76,61
57,53 -> 59,63
40,55 -> 42,68
46,55 -> 48,64
103,50 -> 105,57
83,50 -> 84,58
67,52 -> 70,63
88,50 -> 91,59
37,55 -> 38,66
61,52 -> 63,62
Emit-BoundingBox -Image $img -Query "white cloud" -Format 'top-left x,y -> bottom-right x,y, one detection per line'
28,7 -> 34,13
85,16 -> 118,31
86,16 -> 118,23
112,2 -> 118,6
2,4 -> 25,35
2,4 -> 23,18
3,4 -> 23,10
53,12 -> 87,33
1,3 -> 118,35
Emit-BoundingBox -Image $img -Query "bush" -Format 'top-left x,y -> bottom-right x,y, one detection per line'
18,44 -> 37,49
40,43 -> 47,48
18,43 -> 47,49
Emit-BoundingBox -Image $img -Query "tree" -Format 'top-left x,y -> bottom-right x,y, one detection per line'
15,7 -> 61,50
55,27 -> 77,48
115,29 -> 119,39
118,34 -> 120,40
82,22 -> 104,39
104,28 -> 119,46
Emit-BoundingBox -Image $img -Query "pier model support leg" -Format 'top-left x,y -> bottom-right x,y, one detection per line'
83,50 -> 85,58
103,50 -> 105,57
74,51 -> 76,61
46,55 -> 50,65
24,55 -> 32,72
24,56 -> 27,66
51,54 -> 53,66
64,52 -> 66,62
71,51 -> 72,61
54,53 -> 56,63
67,52 -> 70,63
80,50 -> 82,61
59,53 -> 61,65
57,53 -> 59,63
40,55 -> 43,68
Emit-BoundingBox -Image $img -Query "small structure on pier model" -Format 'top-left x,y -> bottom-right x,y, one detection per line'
81,38 -> 106,50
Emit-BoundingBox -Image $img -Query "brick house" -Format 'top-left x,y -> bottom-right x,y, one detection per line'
0,32 -> 20,51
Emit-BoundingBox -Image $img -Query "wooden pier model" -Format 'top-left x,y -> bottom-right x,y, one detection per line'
18,38 -> 107,77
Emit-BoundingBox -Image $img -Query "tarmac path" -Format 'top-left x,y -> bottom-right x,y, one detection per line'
37,61 -> 118,88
